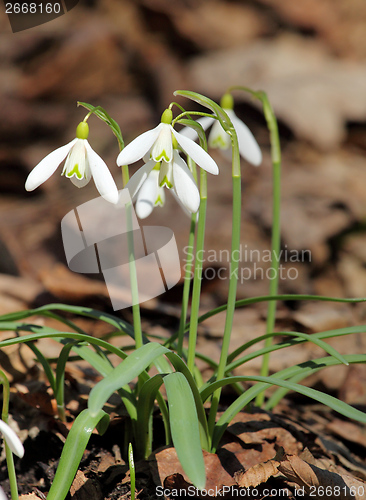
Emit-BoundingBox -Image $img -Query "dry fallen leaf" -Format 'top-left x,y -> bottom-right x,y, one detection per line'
19,495 -> 43,500
278,453 -> 366,500
234,457 -> 281,489
151,447 -> 236,491
70,470 -> 103,500
188,34 -> 366,149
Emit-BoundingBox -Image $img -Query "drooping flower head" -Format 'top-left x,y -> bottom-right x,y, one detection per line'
117,109 -> 218,218
25,122 -> 119,204
181,93 -> 262,166
0,418 -> 24,458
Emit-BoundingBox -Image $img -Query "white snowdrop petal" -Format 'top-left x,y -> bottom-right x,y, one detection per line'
172,129 -> 219,175
171,190 -> 195,218
230,113 -> 262,166
69,171 -> 91,188
208,120 -> 231,150
151,124 -> 173,163
125,160 -> 155,199
178,116 -> 215,141
0,486 -> 8,500
25,139 -> 77,191
116,125 -> 162,166
172,152 -> 200,213
63,140 -> 87,179
158,160 -> 173,187
135,170 -> 162,219
0,419 -> 24,458
85,141 -> 119,204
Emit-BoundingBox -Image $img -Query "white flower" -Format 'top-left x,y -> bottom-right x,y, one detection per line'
180,94 -> 262,166
25,122 -> 119,204
117,109 -> 218,218
116,109 -> 219,176
0,418 -> 24,458
126,150 -> 200,218
0,486 -> 8,500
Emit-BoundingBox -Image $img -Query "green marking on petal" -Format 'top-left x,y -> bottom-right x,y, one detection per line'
159,176 -> 173,189
155,195 -> 165,207
152,162 -> 161,171
155,150 -> 170,162
210,135 -> 229,150
66,164 -> 83,179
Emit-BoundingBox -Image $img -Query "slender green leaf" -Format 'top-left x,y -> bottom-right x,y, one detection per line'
0,330 -> 128,359
265,372 -> 313,410
0,304 -> 175,376
55,341 -> 79,414
174,90 -> 231,132
47,409 -> 109,500
164,372 -> 206,490
136,375 -> 164,458
164,351 -> 209,450
0,303 -> 135,337
223,326 -> 366,375
78,101 -> 124,149
201,374 -> 366,422
88,343 -> 167,416
128,442 -> 136,500
210,354 -> 366,450
26,343 -> 56,393
193,294 -> 366,331
227,324 -> 366,364
176,118 -> 208,150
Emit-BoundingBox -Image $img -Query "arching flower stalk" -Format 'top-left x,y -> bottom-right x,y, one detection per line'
181,93 -> 262,166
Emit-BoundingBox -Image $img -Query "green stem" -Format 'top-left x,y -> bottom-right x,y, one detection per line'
177,215 -> 196,357
0,370 -> 19,500
128,442 -> 136,500
177,158 -> 197,358
255,94 -> 281,407
187,169 -> 207,374
122,164 -> 143,351
227,87 -> 282,407
207,130 -> 241,439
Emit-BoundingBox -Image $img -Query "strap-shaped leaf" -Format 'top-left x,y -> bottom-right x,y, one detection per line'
47,409 -> 109,500
207,354 -> 366,451
136,374 -> 165,458
165,372 -> 206,490
88,342 -> 167,416
174,90 -> 232,133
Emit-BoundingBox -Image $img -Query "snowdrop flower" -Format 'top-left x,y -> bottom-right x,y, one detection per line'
181,94 -> 262,166
127,148 -> 200,218
25,122 -> 119,204
0,486 -> 8,500
117,109 -> 218,217
133,167 -> 165,219
0,418 -> 24,458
